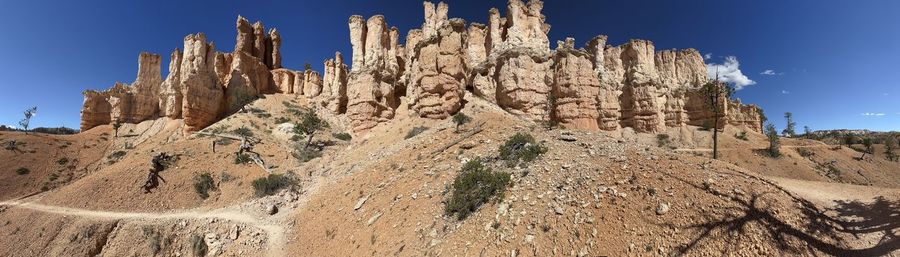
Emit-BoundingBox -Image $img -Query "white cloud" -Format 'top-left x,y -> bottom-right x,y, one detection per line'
781,90 -> 790,94
703,53 -> 712,60
760,69 -> 784,76
861,112 -> 886,116
706,56 -> 756,90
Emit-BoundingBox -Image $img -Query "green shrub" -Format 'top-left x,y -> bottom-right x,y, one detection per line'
452,112 -> 472,132
108,151 -> 127,163
57,157 -> 69,165
735,131 -> 749,141
445,159 -> 511,220
332,132 -> 352,141
16,167 -> 30,175
251,173 -> 296,197
193,173 -> 217,199
220,172 -> 234,183
191,234 -> 207,257
656,134 -> 670,147
499,133 -> 547,166
234,153 -> 251,164
405,126 -> 428,139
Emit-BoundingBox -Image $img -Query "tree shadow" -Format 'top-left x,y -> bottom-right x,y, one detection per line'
662,172 -> 898,256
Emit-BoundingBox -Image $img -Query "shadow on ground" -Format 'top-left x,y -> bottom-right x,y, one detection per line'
663,171 -> 898,256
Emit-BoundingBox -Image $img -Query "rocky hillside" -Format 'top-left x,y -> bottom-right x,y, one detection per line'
80,0 -> 762,137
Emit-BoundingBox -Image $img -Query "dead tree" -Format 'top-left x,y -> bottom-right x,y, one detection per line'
141,152 -> 173,193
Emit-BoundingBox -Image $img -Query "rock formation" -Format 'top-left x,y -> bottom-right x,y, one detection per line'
80,1 -> 764,135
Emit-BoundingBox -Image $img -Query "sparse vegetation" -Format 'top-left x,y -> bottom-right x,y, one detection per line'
251,173 -> 296,197
332,132 -> 352,141
293,108 -> 330,148
16,167 -> 30,175
499,133 -> 547,166
193,172 -> 216,199
57,157 -> 69,165
452,112 -> 471,132
445,158 -> 511,220
765,123 -> 781,157
859,137 -> 874,159
405,126 -> 428,139
656,134 -> 671,147
843,134 -> 857,148
734,131 -> 749,141
191,234 -> 208,257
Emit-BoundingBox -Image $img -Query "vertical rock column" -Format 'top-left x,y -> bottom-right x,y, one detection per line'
551,38 -> 601,130
407,2 -> 467,119
346,14 -> 401,132
180,33 -> 225,133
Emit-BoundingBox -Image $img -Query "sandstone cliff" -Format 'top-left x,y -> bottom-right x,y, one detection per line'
80,1 -> 762,135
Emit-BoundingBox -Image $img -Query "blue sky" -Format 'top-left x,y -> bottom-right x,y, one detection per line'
1,0 -> 897,131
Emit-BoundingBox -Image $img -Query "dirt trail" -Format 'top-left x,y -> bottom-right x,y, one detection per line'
0,200 -> 284,257
674,144 -> 831,152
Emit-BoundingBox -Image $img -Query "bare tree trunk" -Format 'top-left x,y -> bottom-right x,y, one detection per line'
713,115 -> 719,160
305,131 -> 316,149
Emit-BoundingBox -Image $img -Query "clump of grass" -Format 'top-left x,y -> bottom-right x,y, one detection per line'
332,132 -> 352,141
656,134 -> 670,147
499,133 -> 547,166
193,172 -> 217,199
405,126 -> 428,139
16,167 -> 30,175
445,159 -> 511,220
251,173 -> 296,197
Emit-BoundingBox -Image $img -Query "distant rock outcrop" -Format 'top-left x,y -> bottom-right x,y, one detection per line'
80,1 -> 762,135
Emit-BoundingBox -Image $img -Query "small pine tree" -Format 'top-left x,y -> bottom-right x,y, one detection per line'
860,137 -> 874,159
701,77 -> 734,160
884,137 -> 898,162
293,108 -> 329,148
113,121 -> 122,137
844,134 -> 856,148
765,123 -> 781,157
757,109 -> 767,133
803,126 -> 812,139
782,112 -> 796,137
19,107 -> 37,134
304,63 -> 312,71
451,112 -> 471,132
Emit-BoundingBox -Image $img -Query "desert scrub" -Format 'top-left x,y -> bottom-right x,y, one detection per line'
332,132 -> 352,141
193,172 -> 217,199
452,112 -> 471,132
108,150 -> 127,163
16,167 -> 30,175
445,159 -> 511,220
405,126 -> 428,139
499,133 -> 547,166
56,157 -> 69,165
251,173 -> 296,197
274,117 -> 291,124
656,134 -> 670,147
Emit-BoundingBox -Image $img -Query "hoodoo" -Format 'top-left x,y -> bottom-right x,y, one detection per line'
80,0 -> 761,134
